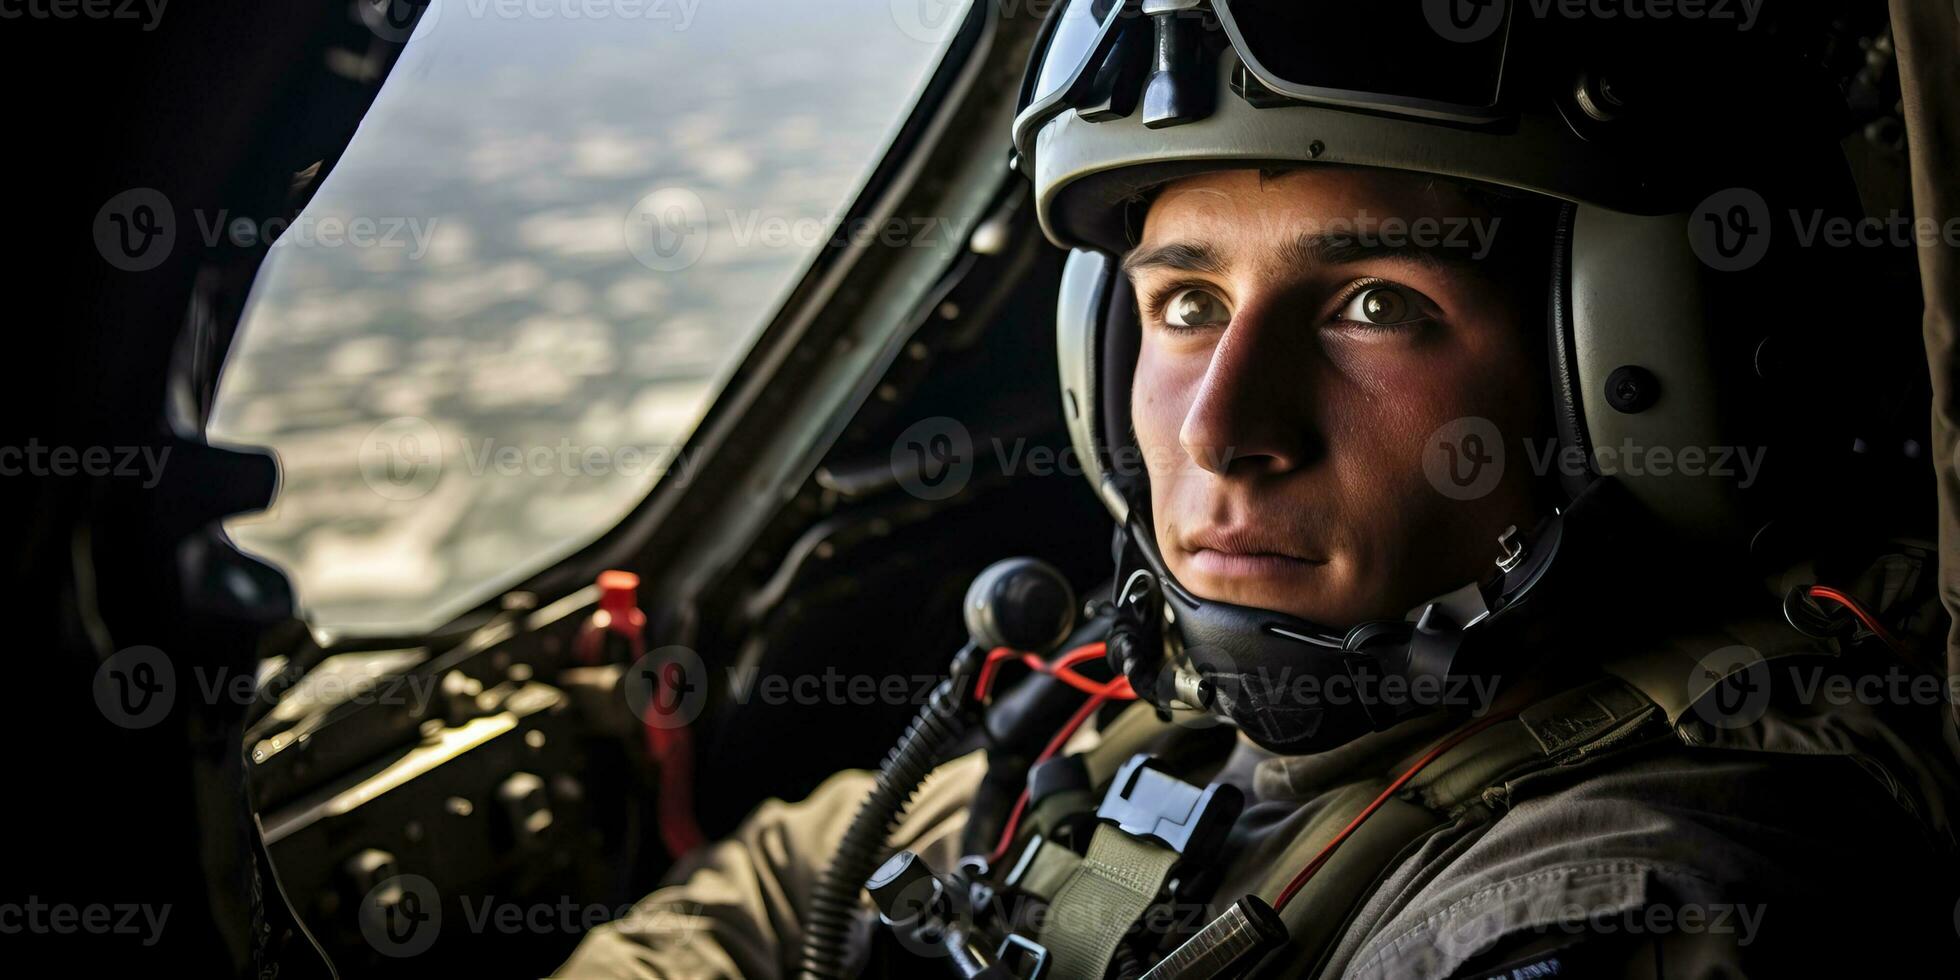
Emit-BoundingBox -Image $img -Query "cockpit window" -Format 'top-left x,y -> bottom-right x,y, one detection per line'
210,0 -> 968,633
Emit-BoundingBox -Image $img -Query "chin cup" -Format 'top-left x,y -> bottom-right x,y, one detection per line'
1104,480 -> 1606,755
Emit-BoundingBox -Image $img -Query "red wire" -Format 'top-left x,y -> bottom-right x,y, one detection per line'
975,642 -> 1111,701
1272,710 -> 1518,912
1050,643 -> 1109,673
1807,585 -> 1903,655
974,647 -> 1018,702
988,673 -> 1135,864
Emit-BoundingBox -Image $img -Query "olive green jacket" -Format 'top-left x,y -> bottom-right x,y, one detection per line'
558,606 -> 1960,979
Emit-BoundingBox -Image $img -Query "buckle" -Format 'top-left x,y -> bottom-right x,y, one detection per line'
1094,754 -> 1242,860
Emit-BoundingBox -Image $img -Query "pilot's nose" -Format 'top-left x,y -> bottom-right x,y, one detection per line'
1177,297 -> 1323,477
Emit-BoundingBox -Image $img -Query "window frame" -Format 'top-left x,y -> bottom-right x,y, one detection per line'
307,0 -> 1023,647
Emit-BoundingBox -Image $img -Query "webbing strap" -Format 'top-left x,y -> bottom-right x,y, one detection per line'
1252,678 -> 1670,979
1011,836 -> 1084,902
1039,825 -> 1180,980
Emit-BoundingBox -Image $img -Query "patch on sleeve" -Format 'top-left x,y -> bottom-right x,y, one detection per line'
1344,860 -> 1652,980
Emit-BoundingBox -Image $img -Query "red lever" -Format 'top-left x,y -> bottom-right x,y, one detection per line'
576,570 -> 705,858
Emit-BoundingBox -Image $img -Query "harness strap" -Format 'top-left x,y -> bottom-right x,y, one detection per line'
1253,677 -> 1668,978
1002,678 -> 1672,978
1040,826 -> 1182,980
1006,834 -> 1083,902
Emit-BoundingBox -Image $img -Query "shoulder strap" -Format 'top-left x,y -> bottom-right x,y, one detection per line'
1005,678 -> 1671,979
1249,676 -> 1670,979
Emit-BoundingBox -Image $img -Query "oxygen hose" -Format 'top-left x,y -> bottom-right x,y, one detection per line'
796,557 -> 1079,980
796,664 -> 975,979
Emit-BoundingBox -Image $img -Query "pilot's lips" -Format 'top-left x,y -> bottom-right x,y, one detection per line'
1181,527 -> 1326,579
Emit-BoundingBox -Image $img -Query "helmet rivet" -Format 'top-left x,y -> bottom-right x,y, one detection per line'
1308,140 -> 1325,158
1604,365 -> 1660,414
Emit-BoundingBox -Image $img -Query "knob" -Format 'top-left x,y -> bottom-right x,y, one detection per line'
964,558 -> 1076,654
865,850 -> 944,926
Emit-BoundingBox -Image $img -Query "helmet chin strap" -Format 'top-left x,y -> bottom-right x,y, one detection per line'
1105,479 -> 1616,755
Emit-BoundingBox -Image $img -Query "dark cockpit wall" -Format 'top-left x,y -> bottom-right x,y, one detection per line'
4,3 -> 1105,975
9,5 -> 441,977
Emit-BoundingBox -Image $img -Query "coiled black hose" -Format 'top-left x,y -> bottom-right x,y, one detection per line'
797,673 -> 971,979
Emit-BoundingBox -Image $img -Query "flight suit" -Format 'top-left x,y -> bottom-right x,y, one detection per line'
557,581 -> 1960,979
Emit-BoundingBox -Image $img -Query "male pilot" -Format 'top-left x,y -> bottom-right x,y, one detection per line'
560,4 -> 1960,977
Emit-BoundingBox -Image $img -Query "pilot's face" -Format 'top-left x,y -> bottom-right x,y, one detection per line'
1127,168 -> 1550,626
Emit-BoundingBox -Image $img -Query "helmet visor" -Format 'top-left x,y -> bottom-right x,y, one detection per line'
1216,0 -> 1512,120
1015,0 -> 1513,160
1021,0 -> 1131,112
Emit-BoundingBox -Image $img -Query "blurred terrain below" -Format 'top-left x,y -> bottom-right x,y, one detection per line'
210,0 -> 952,633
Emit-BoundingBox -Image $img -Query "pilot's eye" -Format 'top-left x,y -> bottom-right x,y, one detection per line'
1337,284 -> 1422,326
1164,287 -> 1230,329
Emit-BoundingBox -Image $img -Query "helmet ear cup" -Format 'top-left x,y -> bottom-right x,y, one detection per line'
1568,204 -> 1741,548
1099,263 -> 1144,504
1057,249 -> 1121,519
1055,247 -> 1148,523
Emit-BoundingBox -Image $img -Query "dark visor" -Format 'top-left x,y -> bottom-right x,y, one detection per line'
1217,1 -> 1510,114
1015,0 -> 1512,156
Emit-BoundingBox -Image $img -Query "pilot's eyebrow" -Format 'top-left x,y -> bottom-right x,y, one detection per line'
1119,241 -> 1225,279
1122,231 -> 1475,280
1283,231 -> 1466,270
